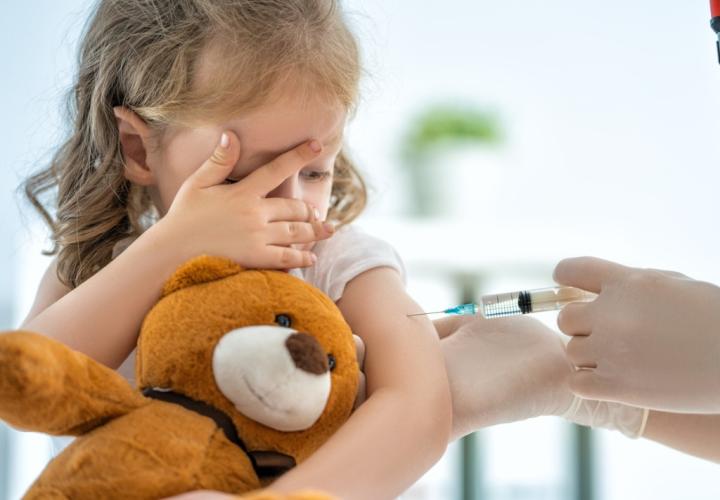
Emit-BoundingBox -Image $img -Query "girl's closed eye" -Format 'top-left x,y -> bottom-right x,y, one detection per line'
300,168 -> 333,182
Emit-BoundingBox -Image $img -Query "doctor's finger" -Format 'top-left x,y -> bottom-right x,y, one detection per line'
646,268 -> 691,280
554,256 -> 631,293
566,336 -> 597,369
557,302 -> 593,336
568,369 -> 615,402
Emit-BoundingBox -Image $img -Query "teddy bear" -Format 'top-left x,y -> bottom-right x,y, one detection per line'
0,255 -> 359,499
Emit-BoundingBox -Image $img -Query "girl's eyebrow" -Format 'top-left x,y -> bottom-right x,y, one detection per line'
246,130 -> 344,162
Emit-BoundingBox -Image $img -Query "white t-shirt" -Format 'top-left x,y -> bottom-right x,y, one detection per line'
115,225 -> 406,385
288,224 -> 406,301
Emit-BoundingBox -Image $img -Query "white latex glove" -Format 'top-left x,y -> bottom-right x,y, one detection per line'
442,315 -> 648,441
555,256 -> 720,414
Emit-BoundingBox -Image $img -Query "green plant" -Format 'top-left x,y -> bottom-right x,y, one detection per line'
401,104 -> 502,163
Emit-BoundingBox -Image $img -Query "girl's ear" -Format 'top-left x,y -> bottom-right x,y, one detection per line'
113,106 -> 156,186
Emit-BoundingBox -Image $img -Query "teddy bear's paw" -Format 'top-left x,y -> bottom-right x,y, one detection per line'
22,485 -> 69,499
0,332 -> 58,403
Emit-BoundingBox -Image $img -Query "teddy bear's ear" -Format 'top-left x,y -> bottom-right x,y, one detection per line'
161,256 -> 244,297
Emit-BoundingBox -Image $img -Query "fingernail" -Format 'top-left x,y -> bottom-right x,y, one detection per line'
323,222 -> 335,234
313,207 -> 321,220
311,253 -> 318,264
220,132 -> 229,149
309,140 -> 322,153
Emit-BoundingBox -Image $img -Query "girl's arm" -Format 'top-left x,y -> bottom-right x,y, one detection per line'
270,267 -> 452,500
21,223 -> 196,368
642,411 -> 720,463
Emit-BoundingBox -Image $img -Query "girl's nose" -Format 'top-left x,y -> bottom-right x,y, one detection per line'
267,175 -> 300,199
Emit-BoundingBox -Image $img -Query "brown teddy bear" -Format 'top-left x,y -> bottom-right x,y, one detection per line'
0,255 -> 359,499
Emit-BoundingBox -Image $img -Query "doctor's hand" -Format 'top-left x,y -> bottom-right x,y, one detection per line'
555,256 -> 720,413
442,315 -> 647,440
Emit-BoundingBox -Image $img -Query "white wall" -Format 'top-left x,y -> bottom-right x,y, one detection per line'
346,0 -> 720,280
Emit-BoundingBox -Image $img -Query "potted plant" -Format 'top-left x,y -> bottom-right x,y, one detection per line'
400,103 -> 503,218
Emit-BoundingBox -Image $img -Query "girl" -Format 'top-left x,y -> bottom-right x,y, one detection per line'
20,1 -> 451,498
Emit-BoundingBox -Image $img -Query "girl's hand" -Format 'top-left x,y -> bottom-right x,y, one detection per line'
352,334 -> 366,410
159,131 -> 333,269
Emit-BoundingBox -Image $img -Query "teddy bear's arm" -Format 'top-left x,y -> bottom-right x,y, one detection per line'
0,331 -> 147,435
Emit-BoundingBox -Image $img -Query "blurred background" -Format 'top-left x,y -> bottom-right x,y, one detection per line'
2,1 -> 720,499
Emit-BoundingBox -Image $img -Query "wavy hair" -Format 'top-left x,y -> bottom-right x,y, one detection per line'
23,0 -> 366,288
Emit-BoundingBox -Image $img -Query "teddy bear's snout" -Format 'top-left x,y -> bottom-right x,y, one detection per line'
285,333 -> 328,375
212,325 -> 332,431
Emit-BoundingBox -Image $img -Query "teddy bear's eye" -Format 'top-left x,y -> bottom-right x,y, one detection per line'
275,314 -> 292,328
327,353 -> 336,371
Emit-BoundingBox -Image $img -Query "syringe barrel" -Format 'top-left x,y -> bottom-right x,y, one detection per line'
480,286 -> 596,317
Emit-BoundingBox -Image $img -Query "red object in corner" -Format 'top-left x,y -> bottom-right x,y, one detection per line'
711,0 -> 720,19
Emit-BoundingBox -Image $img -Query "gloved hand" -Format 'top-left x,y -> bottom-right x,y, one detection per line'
441,315 -> 648,440
555,256 -> 720,414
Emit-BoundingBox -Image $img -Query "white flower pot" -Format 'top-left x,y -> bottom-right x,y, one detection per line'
406,142 -> 504,220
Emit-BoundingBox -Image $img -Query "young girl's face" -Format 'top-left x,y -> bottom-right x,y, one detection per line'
147,89 -> 346,226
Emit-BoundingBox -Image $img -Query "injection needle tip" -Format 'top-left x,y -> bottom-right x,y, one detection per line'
407,311 -> 443,317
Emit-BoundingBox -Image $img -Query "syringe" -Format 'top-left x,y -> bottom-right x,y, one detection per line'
408,286 -> 597,319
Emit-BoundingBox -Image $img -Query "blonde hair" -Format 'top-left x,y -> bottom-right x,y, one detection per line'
23,0 -> 367,289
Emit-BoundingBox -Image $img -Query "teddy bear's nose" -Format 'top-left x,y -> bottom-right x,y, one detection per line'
285,333 -> 328,375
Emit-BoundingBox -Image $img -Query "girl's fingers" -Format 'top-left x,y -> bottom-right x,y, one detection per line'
353,372 -> 367,411
352,334 -> 367,409
260,246 -> 317,269
188,131 -> 241,189
266,221 -> 333,246
353,334 -> 366,369
263,198 -> 320,222
240,140 -> 322,196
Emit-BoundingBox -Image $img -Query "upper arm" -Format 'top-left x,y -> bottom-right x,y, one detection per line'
20,258 -> 71,329
336,267 -> 447,396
